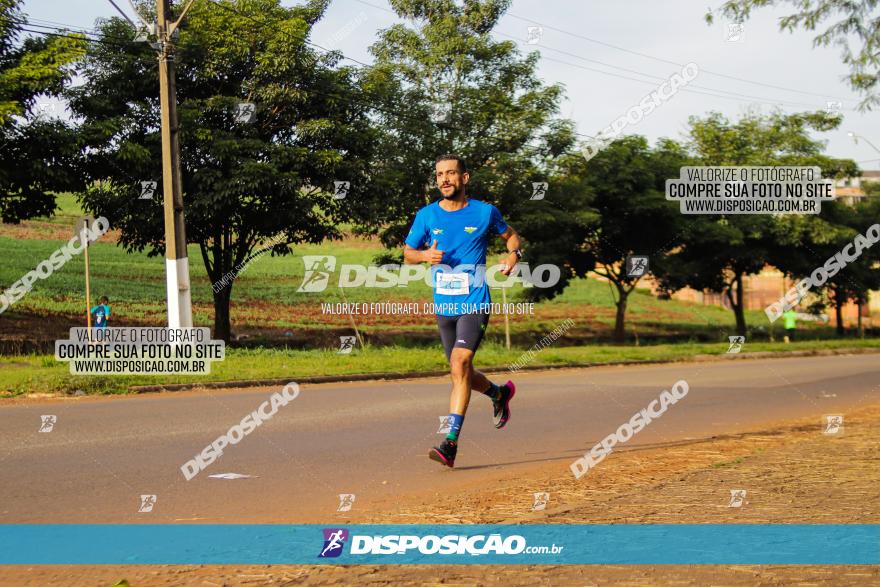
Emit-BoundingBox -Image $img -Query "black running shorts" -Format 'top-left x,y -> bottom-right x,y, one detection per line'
436,312 -> 490,360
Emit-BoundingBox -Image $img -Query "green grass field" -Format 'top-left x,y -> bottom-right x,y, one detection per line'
3,338 -> 879,397
2,194 -> 776,336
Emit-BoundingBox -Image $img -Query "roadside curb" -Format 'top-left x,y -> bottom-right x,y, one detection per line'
127,346 -> 880,393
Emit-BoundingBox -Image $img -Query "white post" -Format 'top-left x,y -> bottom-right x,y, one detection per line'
501,286 -> 510,350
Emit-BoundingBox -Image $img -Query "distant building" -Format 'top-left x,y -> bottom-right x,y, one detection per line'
835,170 -> 880,205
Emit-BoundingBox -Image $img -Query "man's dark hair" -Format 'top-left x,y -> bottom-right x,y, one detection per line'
100,296 -> 109,304
435,153 -> 467,173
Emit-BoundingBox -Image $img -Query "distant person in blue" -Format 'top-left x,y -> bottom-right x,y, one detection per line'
403,154 -> 523,468
90,296 -> 111,329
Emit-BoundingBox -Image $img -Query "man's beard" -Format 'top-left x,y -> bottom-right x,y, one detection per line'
440,186 -> 463,199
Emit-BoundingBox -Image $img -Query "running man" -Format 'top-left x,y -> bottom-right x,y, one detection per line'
403,154 -> 522,468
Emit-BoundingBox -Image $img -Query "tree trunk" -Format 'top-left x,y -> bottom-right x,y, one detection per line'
835,297 -> 844,336
726,273 -> 747,336
212,284 -> 232,343
613,285 -> 628,343
858,299 -> 864,339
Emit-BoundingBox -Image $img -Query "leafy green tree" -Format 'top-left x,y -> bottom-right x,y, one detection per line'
69,0 -> 382,341
363,0 -> 577,282
0,0 -> 85,222
786,197 -> 880,335
564,136 -> 689,342
765,203 -> 858,335
657,110 -> 858,336
707,0 -> 880,110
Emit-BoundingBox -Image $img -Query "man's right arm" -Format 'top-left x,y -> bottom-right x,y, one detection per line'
403,209 -> 443,264
404,240 -> 444,265
403,245 -> 426,264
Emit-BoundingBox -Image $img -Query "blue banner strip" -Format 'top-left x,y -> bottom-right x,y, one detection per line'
0,524 -> 877,565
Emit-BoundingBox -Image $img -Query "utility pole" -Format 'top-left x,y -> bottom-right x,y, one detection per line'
156,0 -> 194,329
107,0 -> 196,328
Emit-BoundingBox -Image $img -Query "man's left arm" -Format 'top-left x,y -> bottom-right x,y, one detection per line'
498,226 -> 522,276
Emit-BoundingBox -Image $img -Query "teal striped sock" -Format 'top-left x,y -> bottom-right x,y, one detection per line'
445,413 -> 464,441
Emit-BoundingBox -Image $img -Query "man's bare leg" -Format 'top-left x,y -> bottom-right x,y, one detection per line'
471,364 -> 492,393
449,347 -> 475,415
430,348 -> 516,467
428,347 -> 474,467
471,367 -> 491,394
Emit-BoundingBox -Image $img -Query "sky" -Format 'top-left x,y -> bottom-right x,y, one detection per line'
22,0 -> 880,170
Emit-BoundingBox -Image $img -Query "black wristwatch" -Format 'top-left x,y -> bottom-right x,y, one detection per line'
513,248 -> 523,259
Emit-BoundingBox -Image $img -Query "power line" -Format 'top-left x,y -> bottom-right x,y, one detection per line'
19,9 -> 563,160
538,54 -> 841,111
18,25 -> 144,49
38,3 -> 837,159
344,0 -> 860,145
107,0 -> 139,29
495,30 -> 851,112
203,0 -> 573,156
28,5 -> 828,147
349,0 -> 854,110
23,17 -> 100,34
503,10 -> 855,102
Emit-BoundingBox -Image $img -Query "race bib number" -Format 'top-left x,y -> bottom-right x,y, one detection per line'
435,272 -> 469,296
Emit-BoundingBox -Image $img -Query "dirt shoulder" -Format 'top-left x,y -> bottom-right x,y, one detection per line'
3,402 -> 879,586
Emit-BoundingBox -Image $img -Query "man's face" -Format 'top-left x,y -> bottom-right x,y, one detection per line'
435,159 -> 468,199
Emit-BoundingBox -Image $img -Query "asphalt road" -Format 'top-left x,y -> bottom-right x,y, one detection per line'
1,353 -> 877,523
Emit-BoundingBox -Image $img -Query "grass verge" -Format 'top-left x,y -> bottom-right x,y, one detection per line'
3,337 -> 879,397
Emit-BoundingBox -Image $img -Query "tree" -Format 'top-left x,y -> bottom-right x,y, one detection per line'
69,0 -> 382,341
657,110 -> 858,336
363,0 -> 577,284
772,196 -> 880,336
0,0 -> 85,222
766,203 -> 856,334
568,136 -> 689,342
707,0 -> 880,110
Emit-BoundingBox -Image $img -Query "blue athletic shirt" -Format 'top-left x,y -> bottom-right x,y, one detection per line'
405,198 -> 509,316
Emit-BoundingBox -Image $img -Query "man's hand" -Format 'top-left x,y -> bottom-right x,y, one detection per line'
500,251 -> 519,276
424,240 -> 444,265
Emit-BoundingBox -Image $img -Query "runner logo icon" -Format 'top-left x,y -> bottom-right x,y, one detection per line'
319,528 -> 349,558
298,256 -> 337,292
138,494 -> 157,513
823,414 -> 843,435
337,494 -> 356,512
728,489 -> 747,508
39,415 -> 57,433
727,335 -> 745,354
532,492 -> 550,511
338,336 -> 356,354
530,182 -> 548,200
626,255 -> 649,278
333,181 -> 350,200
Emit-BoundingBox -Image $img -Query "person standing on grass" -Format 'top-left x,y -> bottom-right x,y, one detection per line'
403,154 -> 522,468
782,307 -> 797,342
90,296 -> 111,329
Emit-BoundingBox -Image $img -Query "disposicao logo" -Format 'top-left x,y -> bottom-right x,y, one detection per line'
319,528 -> 349,558
318,531 -> 532,557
